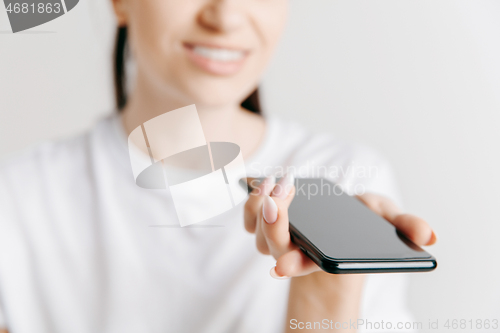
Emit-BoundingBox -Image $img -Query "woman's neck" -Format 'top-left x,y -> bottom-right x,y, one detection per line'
121,74 -> 266,160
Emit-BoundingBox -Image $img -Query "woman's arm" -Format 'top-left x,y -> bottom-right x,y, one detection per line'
286,273 -> 365,332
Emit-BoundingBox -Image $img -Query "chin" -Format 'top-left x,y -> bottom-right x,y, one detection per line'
179,80 -> 252,108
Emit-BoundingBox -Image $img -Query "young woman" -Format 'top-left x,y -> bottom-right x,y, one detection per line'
0,0 -> 437,332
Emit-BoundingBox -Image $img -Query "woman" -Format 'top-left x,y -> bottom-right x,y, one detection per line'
0,0 -> 437,332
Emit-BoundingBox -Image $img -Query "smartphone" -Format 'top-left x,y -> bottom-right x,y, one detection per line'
244,177 -> 437,274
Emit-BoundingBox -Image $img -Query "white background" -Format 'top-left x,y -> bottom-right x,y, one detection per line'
1,1 -> 499,330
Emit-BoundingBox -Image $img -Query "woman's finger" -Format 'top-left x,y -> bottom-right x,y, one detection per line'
357,193 -> 437,246
391,214 -> 437,246
272,248 -> 321,278
244,176 -> 275,233
261,174 -> 296,259
357,192 -> 402,221
255,207 -> 270,255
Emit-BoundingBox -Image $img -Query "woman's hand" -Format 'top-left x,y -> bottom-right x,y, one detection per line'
244,174 -> 437,332
244,175 -> 437,277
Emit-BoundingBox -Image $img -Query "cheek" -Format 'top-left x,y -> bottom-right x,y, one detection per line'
250,2 -> 288,67
127,1 -> 193,80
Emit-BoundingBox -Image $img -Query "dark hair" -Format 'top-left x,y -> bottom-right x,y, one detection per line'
113,26 -> 261,114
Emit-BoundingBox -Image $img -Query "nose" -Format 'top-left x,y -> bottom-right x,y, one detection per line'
198,0 -> 245,33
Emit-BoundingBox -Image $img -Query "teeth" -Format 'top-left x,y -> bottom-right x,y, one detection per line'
192,46 -> 245,62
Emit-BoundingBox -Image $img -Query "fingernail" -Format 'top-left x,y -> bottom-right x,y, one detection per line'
427,230 -> 438,245
271,173 -> 295,199
262,195 -> 278,224
270,266 -> 289,280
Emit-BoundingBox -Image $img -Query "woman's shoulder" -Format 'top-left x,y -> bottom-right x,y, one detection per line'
267,115 -> 401,204
0,132 -> 90,185
0,115 -> 117,186
268,115 -> 391,169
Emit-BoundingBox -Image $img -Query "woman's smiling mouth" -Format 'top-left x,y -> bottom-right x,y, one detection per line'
183,42 -> 249,76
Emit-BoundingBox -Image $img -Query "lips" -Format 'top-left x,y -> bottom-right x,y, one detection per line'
183,43 -> 249,76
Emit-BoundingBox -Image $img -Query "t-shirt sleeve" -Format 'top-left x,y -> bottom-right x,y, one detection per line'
286,132 -> 404,208
328,143 -> 404,208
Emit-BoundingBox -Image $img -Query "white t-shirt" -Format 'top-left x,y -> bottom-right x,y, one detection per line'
0,114 -> 415,333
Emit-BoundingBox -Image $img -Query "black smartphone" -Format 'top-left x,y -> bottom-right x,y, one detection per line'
244,177 -> 437,274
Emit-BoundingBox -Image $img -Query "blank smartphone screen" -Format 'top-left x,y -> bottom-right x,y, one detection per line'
288,178 -> 432,260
